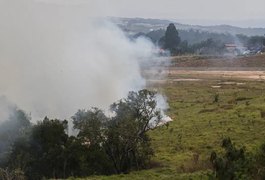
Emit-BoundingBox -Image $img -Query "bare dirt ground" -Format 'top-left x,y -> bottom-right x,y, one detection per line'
168,70 -> 265,81
145,54 -> 265,83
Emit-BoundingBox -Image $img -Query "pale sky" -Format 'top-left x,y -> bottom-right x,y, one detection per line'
8,0 -> 265,27
110,0 -> 265,27
117,0 -> 264,19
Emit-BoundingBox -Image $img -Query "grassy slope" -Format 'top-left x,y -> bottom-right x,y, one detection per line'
72,77 -> 265,180
71,52 -> 265,180
151,80 -> 265,176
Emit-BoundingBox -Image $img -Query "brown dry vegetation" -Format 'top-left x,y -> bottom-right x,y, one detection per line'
170,54 -> 265,69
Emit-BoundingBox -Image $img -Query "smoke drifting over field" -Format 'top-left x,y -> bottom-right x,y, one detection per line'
0,0 -> 168,121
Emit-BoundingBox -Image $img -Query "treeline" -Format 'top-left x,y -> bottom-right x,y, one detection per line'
236,34 -> 265,49
140,28 -> 234,45
134,24 -> 265,56
0,90 -> 163,180
158,23 -> 227,55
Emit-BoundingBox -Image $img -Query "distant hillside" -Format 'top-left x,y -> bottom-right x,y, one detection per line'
182,24 -> 265,36
111,17 -> 265,37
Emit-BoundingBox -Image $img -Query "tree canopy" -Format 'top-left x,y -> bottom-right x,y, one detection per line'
2,90 -> 163,180
159,23 -> 181,55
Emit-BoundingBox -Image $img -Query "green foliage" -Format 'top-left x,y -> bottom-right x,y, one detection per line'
179,29 -> 234,45
255,143 -> 265,178
191,38 -> 226,55
72,108 -> 114,175
7,118 -> 71,179
73,108 -> 107,146
106,90 -> 161,173
73,90 -> 162,174
145,79 -> 265,180
146,29 -> 165,43
29,118 -> 69,178
260,109 -> 265,118
164,23 -> 181,52
159,23 -> 181,55
4,76 -> 265,179
236,34 -> 265,49
210,138 -> 252,179
4,90 -> 162,179
143,28 -> 235,47
247,36 -> 265,48
0,109 -> 31,167
213,94 -> 219,103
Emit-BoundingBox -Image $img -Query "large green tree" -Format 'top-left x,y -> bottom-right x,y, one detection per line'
73,90 -> 162,174
160,23 -> 181,55
105,90 -> 161,173
72,108 -> 113,175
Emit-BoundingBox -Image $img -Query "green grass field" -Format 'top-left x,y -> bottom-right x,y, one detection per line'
69,76 -> 265,180
74,80 -> 265,180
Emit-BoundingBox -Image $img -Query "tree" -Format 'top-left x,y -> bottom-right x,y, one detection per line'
73,90 -> 162,174
191,38 -> 225,55
8,118 -> 71,180
0,109 -> 31,167
29,118 -> 69,179
6,90 -> 164,179
105,90 -> 162,173
160,23 -> 181,55
72,108 -> 113,175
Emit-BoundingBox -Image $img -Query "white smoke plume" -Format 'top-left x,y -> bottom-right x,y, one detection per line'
0,96 -> 16,124
0,0 -> 169,123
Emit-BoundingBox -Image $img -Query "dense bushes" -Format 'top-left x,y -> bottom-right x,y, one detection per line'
1,90 -> 163,180
255,143 -> 265,178
209,137 -> 265,180
209,138 -> 253,179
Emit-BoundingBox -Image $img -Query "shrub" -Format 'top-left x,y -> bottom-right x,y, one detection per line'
209,138 -> 253,180
213,94 -> 219,103
255,143 -> 265,178
260,110 -> 265,118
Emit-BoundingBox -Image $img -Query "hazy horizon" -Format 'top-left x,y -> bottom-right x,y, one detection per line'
112,16 -> 265,28
32,0 -> 265,28
112,0 -> 265,28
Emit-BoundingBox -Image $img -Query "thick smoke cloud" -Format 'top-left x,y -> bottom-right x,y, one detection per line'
0,0 -> 164,120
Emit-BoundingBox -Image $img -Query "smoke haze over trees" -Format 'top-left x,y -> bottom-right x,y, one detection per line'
0,0 -> 168,121
0,97 -> 31,167
0,1 -> 171,179
1,90 -> 163,179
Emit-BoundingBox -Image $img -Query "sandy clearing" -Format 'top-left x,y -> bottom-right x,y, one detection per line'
168,70 -> 265,80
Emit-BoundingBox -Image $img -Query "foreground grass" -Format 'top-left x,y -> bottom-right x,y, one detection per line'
72,78 -> 265,179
